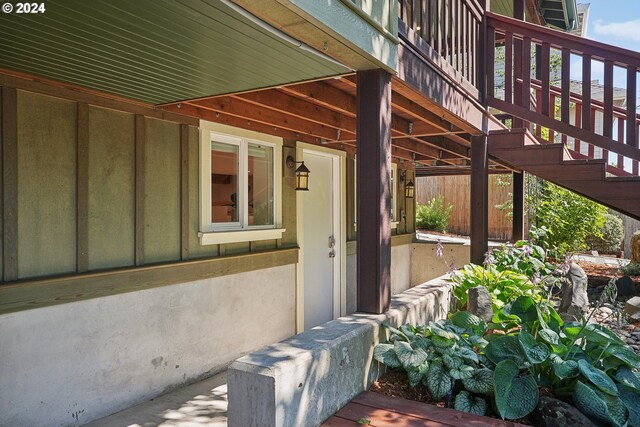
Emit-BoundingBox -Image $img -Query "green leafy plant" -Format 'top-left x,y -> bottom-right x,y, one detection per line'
373,316 -> 493,416
619,262 -> 640,276
532,182 -> 607,256
587,213 -> 624,254
416,196 -> 453,232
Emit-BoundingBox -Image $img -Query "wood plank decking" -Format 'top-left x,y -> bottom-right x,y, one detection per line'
323,391 -> 527,427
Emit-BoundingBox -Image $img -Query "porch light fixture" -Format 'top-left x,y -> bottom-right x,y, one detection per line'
295,161 -> 310,191
405,179 -> 415,198
286,155 -> 311,191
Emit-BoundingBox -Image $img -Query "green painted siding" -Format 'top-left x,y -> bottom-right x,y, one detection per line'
144,118 -> 181,264
0,0 -> 349,104
88,107 -> 135,270
17,91 -> 77,278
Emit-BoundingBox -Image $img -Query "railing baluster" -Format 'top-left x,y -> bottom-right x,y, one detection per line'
575,103 -> 582,154
582,54 -> 592,131
421,0 -> 427,40
462,7 -> 468,80
603,60 -> 614,139
412,0 -> 418,30
541,42 -> 551,117
617,118 -> 625,169
561,48 -> 571,123
400,0 -> 407,24
627,66 -> 637,147
456,0 -> 461,71
550,94 -> 556,142
522,37 -> 531,111
429,0 -> 435,46
505,32 -> 513,104
472,17 -> 477,86
487,26 -> 495,101
436,0 -> 442,55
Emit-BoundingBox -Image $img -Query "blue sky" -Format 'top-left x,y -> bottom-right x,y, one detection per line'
584,0 -> 640,51
575,1 -> 640,108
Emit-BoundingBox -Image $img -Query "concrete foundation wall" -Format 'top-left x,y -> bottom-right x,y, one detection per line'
0,264 -> 296,427
227,275 -> 452,427
345,242 -> 412,314
410,242 -> 470,286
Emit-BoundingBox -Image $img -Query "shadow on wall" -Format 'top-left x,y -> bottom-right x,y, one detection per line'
228,278 -> 451,427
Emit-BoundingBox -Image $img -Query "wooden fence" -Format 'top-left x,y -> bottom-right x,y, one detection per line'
416,175 -> 514,240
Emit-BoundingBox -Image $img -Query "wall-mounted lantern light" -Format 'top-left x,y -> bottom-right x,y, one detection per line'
405,179 -> 415,198
286,155 -> 310,191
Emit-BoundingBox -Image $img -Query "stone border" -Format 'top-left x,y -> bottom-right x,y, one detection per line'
227,275 -> 452,427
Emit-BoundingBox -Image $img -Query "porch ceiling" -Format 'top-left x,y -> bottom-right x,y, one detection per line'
162,75 -> 510,172
0,0 -> 350,105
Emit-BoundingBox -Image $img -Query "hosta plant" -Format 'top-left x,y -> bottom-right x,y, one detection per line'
373,314 -> 494,416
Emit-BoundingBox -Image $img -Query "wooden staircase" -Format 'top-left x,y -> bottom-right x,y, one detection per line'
488,129 -> 640,221
485,13 -> 640,221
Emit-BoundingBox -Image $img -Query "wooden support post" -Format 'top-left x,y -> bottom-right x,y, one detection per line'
2,86 -> 18,282
512,172 -> 524,242
470,135 -> 488,264
356,69 -> 392,315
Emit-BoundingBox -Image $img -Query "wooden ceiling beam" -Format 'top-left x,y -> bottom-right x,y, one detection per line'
189,97 -> 346,141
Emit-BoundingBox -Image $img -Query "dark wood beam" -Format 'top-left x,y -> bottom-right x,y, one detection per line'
356,69 -> 392,315
470,135 -> 489,264
2,86 -> 18,281
512,172 -> 525,242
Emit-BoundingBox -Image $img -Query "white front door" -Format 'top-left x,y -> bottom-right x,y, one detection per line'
302,150 -> 341,330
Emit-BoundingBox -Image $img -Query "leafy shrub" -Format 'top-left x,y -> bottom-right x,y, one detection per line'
488,239 -> 554,278
619,262 -> 640,276
587,213 -> 624,254
532,182 -> 607,256
373,316 -> 493,416
416,196 -> 453,232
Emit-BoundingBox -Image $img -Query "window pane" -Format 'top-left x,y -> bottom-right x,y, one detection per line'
211,141 -> 239,223
248,143 -> 274,226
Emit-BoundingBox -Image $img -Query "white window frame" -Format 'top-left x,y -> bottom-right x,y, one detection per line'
198,123 -> 284,245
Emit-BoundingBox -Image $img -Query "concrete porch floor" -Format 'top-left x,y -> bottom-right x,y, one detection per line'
85,371 -> 228,427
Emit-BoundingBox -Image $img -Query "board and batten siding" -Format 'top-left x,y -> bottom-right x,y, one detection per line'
0,84 -> 298,304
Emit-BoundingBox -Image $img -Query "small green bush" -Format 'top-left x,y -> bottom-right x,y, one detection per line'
619,262 -> 640,276
586,213 -> 624,254
416,196 -> 453,232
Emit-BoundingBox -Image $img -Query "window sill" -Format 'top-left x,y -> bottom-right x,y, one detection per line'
198,228 -> 286,245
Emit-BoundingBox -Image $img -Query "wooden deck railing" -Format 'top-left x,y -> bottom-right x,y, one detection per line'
486,12 -> 640,176
398,0 -> 484,92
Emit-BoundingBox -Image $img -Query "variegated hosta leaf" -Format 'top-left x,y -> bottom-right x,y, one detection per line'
573,381 -> 629,427
373,344 -> 401,368
518,330 -> 550,364
430,325 -> 458,340
432,335 -> 455,348
449,311 -> 487,335
457,346 -> 479,364
494,360 -> 539,420
443,354 -> 463,370
538,328 -> 560,345
450,364 -> 475,380
550,355 -> 579,380
454,390 -> 487,416
425,361 -> 453,400
614,366 -> 640,393
407,362 -> 429,388
577,359 -> 618,396
617,383 -> 640,427
394,341 -> 428,371
605,345 -> 640,368
462,368 -> 494,394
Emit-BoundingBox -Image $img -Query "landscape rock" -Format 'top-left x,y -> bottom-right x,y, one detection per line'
625,296 -> 640,316
559,263 -> 590,321
467,286 -> 493,321
531,396 -> 598,427
616,276 -> 636,297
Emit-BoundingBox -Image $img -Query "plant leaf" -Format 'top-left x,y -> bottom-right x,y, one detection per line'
373,344 -> 401,368
617,383 -> 640,427
578,359 -> 618,396
449,311 -> 487,335
454,390 -> 487,416
573,381 -> 629,427
493,360 -> 539,420
432,335 -> 455,348
550,355 -> 579,380
407,362 -> 429,388
615,366 -> 640,393
450,364 -> 475,380
463,368 -> 494,394
564,323 -> 626,346
426,361 -> 453,400
605,345 -> 640,367
484,335 -> 527,367
457,346 -> 479,364
504,296 -> 538,323
443,354 -> 463,370
518,330 -> 550,364
538,328 -> 560,345
394,341 -> 428,371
